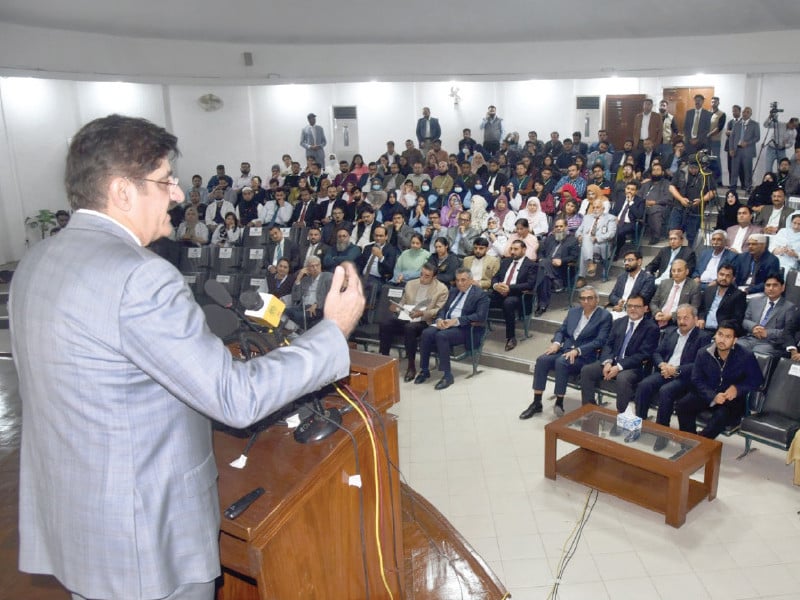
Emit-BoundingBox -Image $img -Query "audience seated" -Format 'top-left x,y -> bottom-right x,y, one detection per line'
649,259 -> 701,329
521,286 -> 611,418
445,210 -> 480,258
575,198 -> 617,285
697,264 -> 746,333
645,229 -> 696,285
392,233 -> 431,283
737,273 -> 794,357
770,212 -> 800,273
607,249 -> 656,318
726,205 -> 762,254
733,233 -> 780,294
265,257 -> 296,303
265,225 -> 301,273
379,263 -> 449,382
490,240 -> 537,352
462,238 -> 500,291
298,226 -> 333,271
676,321 -> 763,439
210,212 -> 242,247
356,224 -> 397,299
692,230 -> 736,287
284,256 -> 332,332
428,236 -> 460,286
176,206 -> 209,246
415,268 -> 490,390
578,294 -> 659,413
329,227 -> 361,267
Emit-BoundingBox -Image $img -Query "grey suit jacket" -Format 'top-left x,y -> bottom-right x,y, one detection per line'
649,278 -> 701,318
291,270 -> 333,310
742,295 -> 793,346
10,212 -> 350,599
300,124 -> 327,167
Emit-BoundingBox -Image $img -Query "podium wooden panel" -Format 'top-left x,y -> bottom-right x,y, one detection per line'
215,350 -> 402,600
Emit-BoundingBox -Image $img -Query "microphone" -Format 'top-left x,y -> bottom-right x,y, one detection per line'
205,279 -> 235,309
202,304 -> 240,340
240,290 -> 286,328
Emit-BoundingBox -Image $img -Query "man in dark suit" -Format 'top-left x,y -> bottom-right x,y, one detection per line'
634,305 -> 712,432
634,138 -> 661,175
645,229 -> 696,284
608,249 -> 656,314
579,295 -> 660,412
521,286 -> 612,418
485,158 -> 509,202
693,230 -> 737,287
733,233 -> 780,294
649,259 -> 702,328
299,226 -> 333,271
490,240 -> 537,351
729,106 -> 761,192
534,218 -> 580,315
416,106 -> 441,153
289,189 -> 318,228
328,227 -> 361,268
356,224 -> 397,311
610,181 -> 645,260
321,205 -> 351,247
738,273 -> 794,357
265,225 -> 301,273
415,268 -> 490,390
697,264 -> 746,333
610,139 -> 636,177
683,94 -> 712,154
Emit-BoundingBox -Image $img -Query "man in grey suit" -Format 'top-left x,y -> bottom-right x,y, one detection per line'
300,112 -> 327,169
649,259 -> 702,328
738,273 -> 793,357
9,115 -> 364,600
285,256 -> 333,331
729,106 -> 761,192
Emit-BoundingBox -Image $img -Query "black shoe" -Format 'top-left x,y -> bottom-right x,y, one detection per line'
554,402 -> 565,417
434,375 -> 454,390
505,338 -> 518,351
404,368 -> 417,383
653,436 -> 669,452
414,371 -> 430,384
535,306 -> 546,317
519,401 -> 543,419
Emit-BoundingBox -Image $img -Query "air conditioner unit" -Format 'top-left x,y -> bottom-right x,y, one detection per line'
575,96 -> 601,143
332,106 -> 359,165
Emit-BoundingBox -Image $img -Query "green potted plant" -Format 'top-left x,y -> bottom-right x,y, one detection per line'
25,209 -> 57,246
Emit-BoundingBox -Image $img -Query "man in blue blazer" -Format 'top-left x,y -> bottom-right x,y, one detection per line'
416,106 -> 441,153
607,249 -> 656,312
9,115 -> 364,600
733,233 -> 780,294
416,268 -> 490,390
579,295 -> 660,412
521,286 -> 612,418
634,305 -> 712,426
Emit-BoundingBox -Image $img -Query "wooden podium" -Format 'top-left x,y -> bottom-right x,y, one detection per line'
215,350 -> 402,600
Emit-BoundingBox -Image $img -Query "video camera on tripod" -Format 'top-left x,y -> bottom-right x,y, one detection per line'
768,101 -> 784,122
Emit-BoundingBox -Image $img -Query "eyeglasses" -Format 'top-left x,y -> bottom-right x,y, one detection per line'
626,304 -> 645,309
579,296 -> 596,301
130,176 -> 180,190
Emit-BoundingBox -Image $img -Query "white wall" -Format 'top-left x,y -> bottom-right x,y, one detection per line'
0,72 -> 797,264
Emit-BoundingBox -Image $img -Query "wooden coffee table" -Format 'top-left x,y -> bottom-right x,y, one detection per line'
544,404 -> 722,527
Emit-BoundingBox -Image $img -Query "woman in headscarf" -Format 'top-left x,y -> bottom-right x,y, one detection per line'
580,184 -> 611,215
408,195 -> 430,233
516,196 -> 549,236
715,189 -> 741,231
482,215 -> 508,257
770,211 -> 800,272
377,190 -> 407,224
440,193 -> 463,228
747,172 -> 779,214
469,193 -> 489,231
489,194 -> 517,234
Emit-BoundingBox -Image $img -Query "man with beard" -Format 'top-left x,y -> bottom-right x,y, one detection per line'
611,181 -> 645,260
640,161 -> 672,244
233,161 -> 252,190
707,97 -> 727,186
463,238 -> 501,291
667,158 -> 716,247
608,249 -> 656,318
480,105 -> 504,157
329,227 -> 361,268
697,263 -> 746,333
658,100 -> 679,157
776,157 -> 800,195
534,219 -> 579,316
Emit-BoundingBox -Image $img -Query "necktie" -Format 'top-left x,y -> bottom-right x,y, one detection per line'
505,260 -> 518,285
760,301 -> 775,327
619,320 -> 635,359
447,291 -> 464,319
663,283 -> 680,316
618,202 -> 630,224
691,111 -> 700,138
276,242 -> 283,261
299,203 -> 308,224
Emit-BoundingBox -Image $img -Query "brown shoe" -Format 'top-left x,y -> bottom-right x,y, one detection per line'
586,261 -> 597,277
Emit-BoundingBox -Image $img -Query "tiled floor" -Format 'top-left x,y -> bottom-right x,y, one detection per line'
391,363 -> 800,600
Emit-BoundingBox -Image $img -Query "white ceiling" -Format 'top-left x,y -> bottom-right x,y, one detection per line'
1,0 -> 798,46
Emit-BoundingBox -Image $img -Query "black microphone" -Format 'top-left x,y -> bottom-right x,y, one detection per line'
205,279 -> 234,309
240,290 -> 263,311
202,304 -> 240,340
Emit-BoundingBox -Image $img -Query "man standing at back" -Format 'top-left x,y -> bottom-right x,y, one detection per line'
480,105 -> 504,157
9,114 -> 364,600
300,112 -> 327,171
416,106 -> 441,154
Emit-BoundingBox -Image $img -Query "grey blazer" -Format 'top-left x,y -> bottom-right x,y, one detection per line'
742,295 -> 793,346
10,212 -> 350,599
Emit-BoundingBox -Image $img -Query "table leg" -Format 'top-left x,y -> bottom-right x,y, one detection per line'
705,445 -> 722,501
666,474 -> 689,528
544,428 -> 557,480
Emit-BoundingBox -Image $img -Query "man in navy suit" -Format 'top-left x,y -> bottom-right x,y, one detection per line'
490,240 -> 537,351
697,264 -> 747,333
733,233 -> 780,294
521,286 -> 612,418
416,268 -> 490,390
634,304 -> 712,429
579,295 -> 660,412
356,224 -> 398,301
692,230 -> 737,288
416,106 -> 441,153
683,94 -> 712,154
729,106 -> 761,192
9,114 -> 364,600
610,181 -> 645,260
